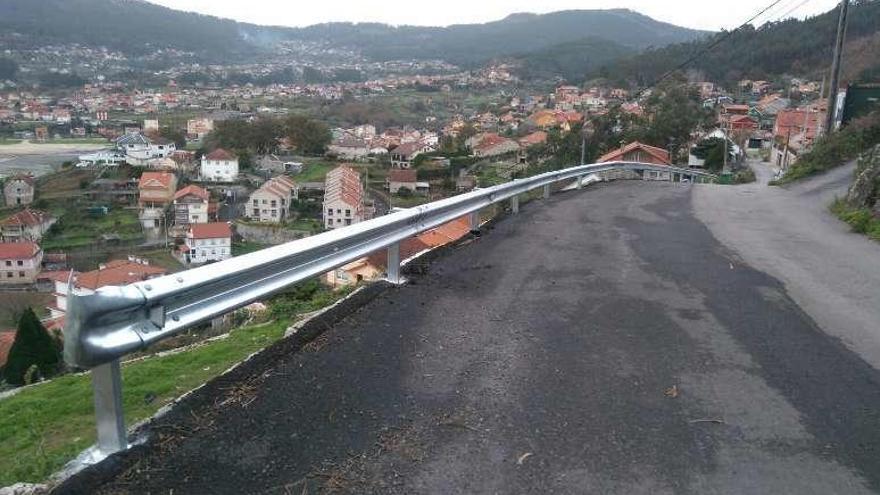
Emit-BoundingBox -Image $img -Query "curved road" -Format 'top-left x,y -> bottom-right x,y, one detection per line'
62,174 -> 880,494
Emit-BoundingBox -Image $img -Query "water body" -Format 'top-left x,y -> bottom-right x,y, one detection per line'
0,142 -> 107,177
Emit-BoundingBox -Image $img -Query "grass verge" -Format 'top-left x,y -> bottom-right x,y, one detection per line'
830,199 -> 880,241
0,320 -> 290,486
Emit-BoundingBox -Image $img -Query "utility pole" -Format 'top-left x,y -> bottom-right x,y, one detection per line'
825,0 -> 850,134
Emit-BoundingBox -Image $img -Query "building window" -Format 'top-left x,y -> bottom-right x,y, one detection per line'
6,272 -> 11,278
253,199 -> 258,206
345,219 -> 352,225
18,271 -> 25,278
4,261 -> 10,266
270,200 -> 277,207
17,260 -> 23,266
345,209 -> 351,217
271,209 -> 277,217
328,209 -> 333,216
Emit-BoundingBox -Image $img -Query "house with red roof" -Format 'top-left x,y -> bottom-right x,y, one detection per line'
177,222 -> 233,265
48,258 -> 168,321
386,169 -> 428,195
0,208 -> 56,243
469,133 -> 520,158
0,242 -> 43,286
139,171 -> 178,230
247,176 -> 298,223
325,217 -> 470,287
173,184 -> 210,226
323,166 -> 364,230
390,142 -> 427,169
597,141 -> 671,166
200,148 -> 239,182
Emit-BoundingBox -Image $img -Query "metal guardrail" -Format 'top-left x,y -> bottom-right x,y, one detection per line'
63,160 -> 715,458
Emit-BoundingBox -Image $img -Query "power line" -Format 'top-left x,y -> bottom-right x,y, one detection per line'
634,0 -> 790,99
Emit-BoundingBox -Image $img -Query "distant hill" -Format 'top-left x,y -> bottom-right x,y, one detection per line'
594,0 -> 880,86
0,0 -> 281,59
510,38 -> 636,82
0,0 -> 707,67
288,10 -> 708,66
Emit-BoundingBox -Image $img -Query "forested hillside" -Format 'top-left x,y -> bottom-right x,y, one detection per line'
288,10 -> 706,66
0,0 -> 279,58
593,0 -> 880,86
0,0 -> 706,67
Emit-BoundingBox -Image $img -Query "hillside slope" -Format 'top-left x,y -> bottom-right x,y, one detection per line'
596,0 -> 880,85
0,0 -> 707,66
290,10 -> 707,65
0,0 -> 280,58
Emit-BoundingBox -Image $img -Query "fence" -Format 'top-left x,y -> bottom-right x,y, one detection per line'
63,161 -> 716,459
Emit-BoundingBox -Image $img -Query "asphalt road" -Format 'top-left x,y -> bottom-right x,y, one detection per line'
61,179 -> 880,494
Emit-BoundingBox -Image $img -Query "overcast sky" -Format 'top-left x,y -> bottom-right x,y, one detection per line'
147,0 -> 840,31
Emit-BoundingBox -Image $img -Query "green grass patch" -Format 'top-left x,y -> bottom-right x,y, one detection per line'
0,320 -> 289,485
0,138 -> 22,145
232,241 -> 268,256
41,208 -> 143,251
831,199 -> 880,241
285,217 -> 322,233
296,162 -> 334,182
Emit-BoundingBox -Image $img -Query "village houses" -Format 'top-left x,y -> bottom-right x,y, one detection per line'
138,171 -> 178,229
3,175 -> 35,207
176,222 -> 233,265
386,168 -> 429,195
200,148 -> 239,182
323,166 -> 364,230
0,209 -> 56,242
173,184 -> 210,226
248,176 -> 298,223
390,142 -> 427,169
47,258 -> 168,320
0,242 -> 43,286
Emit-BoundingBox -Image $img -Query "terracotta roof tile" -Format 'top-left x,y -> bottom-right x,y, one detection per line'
0,242 -> 40,260
189,222 -> 232,240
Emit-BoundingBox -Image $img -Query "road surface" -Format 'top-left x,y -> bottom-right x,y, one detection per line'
60,177 -> 880,494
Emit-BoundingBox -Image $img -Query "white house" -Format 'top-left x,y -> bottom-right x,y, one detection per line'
116,133 -> 177,166
323,166 -> 364,230
200,149 -> 239,182
0,242 -> 42,286
177,222 -> 233,265
248,176 -> 298,223
173,184 -> 210,226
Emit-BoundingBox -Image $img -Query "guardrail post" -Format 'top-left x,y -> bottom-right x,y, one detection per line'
468,210 -> 480,233
543,184 -> 550,199
576,176 -> 584,189
386,242 -> 401,284
510,195 -> 519,214
92,359 -> 127,456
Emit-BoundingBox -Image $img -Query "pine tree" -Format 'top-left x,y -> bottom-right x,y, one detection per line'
3,308 -> 61,386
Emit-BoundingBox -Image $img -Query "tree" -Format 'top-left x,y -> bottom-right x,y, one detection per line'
3,308 -> 61,386
284,115 -> 332,155
159,126 -> 187,149
691,137 -> 728,173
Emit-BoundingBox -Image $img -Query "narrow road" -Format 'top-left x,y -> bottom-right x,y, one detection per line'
694,160 -> 880,369
61,179 -> 880,494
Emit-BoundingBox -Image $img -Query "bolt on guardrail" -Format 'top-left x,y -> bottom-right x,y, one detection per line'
64,161 -> 715,460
